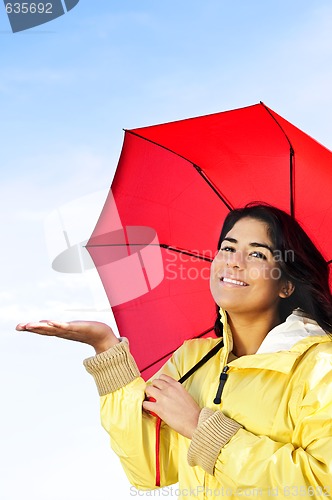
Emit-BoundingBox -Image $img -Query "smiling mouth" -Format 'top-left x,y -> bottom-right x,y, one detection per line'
220,277 -> 249,287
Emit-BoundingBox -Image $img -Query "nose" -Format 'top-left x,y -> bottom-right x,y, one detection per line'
212,249 -> 245,270
226,250 -> 245,269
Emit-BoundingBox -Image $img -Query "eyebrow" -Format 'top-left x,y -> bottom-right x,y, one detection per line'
222,237 -> 274,254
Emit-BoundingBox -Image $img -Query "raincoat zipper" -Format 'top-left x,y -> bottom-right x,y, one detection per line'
152,340 -> 225,486
213,365 -> 229,404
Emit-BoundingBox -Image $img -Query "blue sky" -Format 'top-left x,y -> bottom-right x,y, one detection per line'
1,1 -> 332,499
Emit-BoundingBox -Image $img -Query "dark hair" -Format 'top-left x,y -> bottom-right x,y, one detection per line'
214,203 -> 332,337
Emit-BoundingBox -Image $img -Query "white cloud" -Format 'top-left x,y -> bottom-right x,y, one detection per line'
0,67 -> 75,85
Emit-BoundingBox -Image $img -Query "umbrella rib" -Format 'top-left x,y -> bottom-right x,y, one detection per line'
86,242 -> 213,262
126,130 -> 234,212
260,102 -> 295,217
160,244 -> 213,262
140,326 -> 215,374
191,164 -> 233,211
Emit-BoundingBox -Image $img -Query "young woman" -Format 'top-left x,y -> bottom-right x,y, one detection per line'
16,204 -> 332,499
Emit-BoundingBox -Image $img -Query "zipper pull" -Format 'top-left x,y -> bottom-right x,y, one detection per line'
213,366 -> 229,404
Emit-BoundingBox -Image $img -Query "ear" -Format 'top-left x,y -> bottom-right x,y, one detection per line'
279,280 -> 295,299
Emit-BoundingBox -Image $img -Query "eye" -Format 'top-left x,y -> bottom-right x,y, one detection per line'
249,251 -> 267,260
220,246 -> 235,253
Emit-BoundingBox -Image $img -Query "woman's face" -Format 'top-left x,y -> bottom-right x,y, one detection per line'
210,217 -> 287,317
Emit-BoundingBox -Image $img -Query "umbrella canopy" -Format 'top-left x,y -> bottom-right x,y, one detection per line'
87,102 -> 332,379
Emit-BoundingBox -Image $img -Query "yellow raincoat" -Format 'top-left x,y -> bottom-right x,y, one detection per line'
85,311 -> 332,499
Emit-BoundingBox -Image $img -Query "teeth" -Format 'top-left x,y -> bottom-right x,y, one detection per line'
222,277 -> 247,286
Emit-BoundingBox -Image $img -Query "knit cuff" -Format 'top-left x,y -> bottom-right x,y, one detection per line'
187,408 -> 242,474
83,341 -> 140,396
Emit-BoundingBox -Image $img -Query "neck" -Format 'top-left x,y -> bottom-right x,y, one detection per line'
227,311 -> 280,357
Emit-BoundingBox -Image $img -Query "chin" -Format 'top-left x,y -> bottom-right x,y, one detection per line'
216,299 -> 235,312
217,299 -> 251,315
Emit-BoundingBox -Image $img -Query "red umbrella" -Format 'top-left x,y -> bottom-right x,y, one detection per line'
86,102 -> 332,380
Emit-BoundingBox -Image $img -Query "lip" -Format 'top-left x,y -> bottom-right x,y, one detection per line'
218,275 -> 249,287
